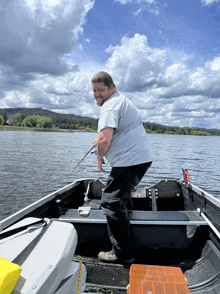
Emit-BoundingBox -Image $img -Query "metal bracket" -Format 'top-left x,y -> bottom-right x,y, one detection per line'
198,196 -> 206,215
149,188 -> 158,211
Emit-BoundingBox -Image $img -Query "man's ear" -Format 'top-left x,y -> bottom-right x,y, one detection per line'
109,84 -> 115,92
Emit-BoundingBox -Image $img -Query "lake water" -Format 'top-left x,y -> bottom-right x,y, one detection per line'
0,131 -> 219,220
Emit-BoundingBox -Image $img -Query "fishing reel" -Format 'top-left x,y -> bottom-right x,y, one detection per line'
91,150 -> 105,164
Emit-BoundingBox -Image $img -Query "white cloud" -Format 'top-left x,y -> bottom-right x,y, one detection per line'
106,34 -> 166,92
149,8 -> 159,15
208,56 -> 220,71
187,60 -> 220,98
0,0 -> 95,112
115,0 -> 155,4
103,34 -> 220,128
3,91 -> 28,108
78,44 -> 83,51
0,0 -> 94,78
134,8 -> 142,15
1,17 -> 220,129
201,0 -> 220,5
115,0 -> 132,4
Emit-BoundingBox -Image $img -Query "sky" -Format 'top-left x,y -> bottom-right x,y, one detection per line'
1,0 -> 220,129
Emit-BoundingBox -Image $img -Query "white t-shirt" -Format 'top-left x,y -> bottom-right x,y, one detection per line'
98,91 -> 156,167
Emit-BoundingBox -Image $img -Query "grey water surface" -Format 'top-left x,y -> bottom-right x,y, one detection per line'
0,131 -> 219,220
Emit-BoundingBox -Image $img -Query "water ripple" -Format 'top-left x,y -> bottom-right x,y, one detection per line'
0,132 -> 219,220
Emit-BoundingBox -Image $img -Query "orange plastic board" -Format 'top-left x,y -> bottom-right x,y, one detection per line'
129,264 -> 190,294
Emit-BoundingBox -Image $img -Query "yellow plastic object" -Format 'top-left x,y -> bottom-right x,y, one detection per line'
0,258 -> 22,294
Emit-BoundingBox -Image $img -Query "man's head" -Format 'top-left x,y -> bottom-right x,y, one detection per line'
91,71 -> 116,88
92,71 -> 116,106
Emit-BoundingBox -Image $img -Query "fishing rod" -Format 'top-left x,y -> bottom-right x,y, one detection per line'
71,145 -> 95,173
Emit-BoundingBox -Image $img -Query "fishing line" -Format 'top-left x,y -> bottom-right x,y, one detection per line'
71,145 -> 95,175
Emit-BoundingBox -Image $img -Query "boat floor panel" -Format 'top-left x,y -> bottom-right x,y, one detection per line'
74,255 -> 129,294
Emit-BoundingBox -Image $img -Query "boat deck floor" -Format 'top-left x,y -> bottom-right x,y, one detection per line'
74,249 -> 199,294
74,255 -> 129,294
75,238 -> 220,294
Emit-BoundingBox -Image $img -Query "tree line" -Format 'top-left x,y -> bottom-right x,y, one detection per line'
0,107 -> 219,135
0,108 -> 98,130
142,122 -> 215,136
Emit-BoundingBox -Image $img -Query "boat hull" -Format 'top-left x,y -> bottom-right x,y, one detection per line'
1,176 -> 220,293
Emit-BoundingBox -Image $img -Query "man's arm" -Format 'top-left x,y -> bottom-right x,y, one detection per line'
93,127 -> 113,172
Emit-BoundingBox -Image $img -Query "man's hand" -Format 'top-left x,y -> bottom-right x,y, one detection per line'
93,139 -> 98,148
94,127 -> 113,172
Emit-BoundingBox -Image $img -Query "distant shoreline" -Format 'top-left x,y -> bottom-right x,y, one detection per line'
0,126 -> 95,133
0,125 -> 216,136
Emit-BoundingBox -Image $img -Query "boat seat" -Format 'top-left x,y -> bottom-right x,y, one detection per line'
81,199 -> 101,210
59,209 -> 208,226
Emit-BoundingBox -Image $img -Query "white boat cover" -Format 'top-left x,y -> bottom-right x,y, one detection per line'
54,261 -> 86,294
0,217 -> 86,294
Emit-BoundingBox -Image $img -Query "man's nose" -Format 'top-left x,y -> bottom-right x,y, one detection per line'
94,92 -> 101,98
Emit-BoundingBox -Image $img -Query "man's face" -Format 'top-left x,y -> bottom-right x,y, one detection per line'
92,82 -> 113,106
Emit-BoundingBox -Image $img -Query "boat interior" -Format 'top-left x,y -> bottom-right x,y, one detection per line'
56,179 -> 220,293
3,177 -> 220,293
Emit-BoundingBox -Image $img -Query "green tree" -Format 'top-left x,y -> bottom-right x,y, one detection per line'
22,115 -> 33,127
0,115 -> 4,125
36,116 -> 53,128
0,110 -> 7,125
191,131 -> 211,136
22,115 -> 39,127
8,115 -> 14,125
14,113 -> 23,126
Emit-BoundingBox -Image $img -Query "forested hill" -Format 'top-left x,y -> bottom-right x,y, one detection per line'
0,107 -> 98,130
2,107 -> 62,118
0,107 -> 220,136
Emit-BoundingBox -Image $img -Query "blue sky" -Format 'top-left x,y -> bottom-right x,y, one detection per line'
75,0 -> 220,68
1,0 -> 220,129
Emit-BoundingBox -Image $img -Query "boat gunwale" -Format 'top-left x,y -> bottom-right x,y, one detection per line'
190,183 -> 220,208
0,178 -> 92,231
178,179 -> 220,208
1,178 -> 220,232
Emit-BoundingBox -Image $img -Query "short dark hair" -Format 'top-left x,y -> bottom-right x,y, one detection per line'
91,71 -> 116,88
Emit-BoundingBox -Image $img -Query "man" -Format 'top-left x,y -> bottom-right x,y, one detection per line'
92,71 -> 155,263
